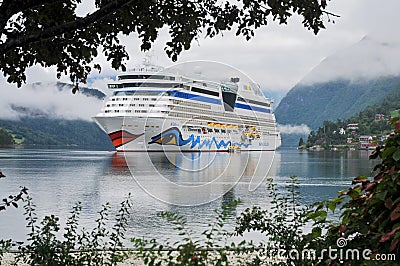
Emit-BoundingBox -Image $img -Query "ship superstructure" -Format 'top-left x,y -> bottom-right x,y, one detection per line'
94,63 -> 281,151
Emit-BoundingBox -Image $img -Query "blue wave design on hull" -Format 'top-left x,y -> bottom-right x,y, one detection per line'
149,127 -> 251,150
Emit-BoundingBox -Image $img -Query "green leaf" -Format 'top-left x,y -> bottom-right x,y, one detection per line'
326,201 -> 337,212
377,191 -> 388,201
393,149 -> 400,161
382,146 -> 396,160
311,227 -> 322,238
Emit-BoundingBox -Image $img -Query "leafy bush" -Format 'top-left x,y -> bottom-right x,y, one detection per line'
131,199 -> 263,265
11,194 -> 132,266
235,175 -> 334,265
0,187 -> 28,212
323,117 -> 400,260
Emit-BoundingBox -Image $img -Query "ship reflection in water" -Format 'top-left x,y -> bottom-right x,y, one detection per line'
109,151 -> 279,206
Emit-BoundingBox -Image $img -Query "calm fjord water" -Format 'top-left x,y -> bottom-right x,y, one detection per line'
0,148 -> 376,243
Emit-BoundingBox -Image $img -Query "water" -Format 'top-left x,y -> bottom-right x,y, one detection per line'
0,148 -> 377,244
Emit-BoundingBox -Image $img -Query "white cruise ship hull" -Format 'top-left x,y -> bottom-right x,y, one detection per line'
94,116 -> 281,152
93,62 -> 282,152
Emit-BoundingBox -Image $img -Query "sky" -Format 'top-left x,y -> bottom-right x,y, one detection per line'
0,0 -> 399,122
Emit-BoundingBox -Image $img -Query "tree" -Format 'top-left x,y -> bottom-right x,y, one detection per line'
0,128 -> 14,147
0,0 -> 337,89
298,137 -> 304,147
323,118 -> 400,258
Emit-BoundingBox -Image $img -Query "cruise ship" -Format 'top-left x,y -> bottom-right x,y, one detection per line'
93,63 -> 281,152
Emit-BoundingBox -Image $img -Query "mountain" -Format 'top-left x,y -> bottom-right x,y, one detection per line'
275,76 -> 400,129
306,89 -> 400,148
0,117 -> 114,150
275,35 -> 400,130
0,82 -> 114,150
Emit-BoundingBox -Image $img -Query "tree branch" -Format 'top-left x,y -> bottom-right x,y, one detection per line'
322,10 -> 340,18
0,0 -> 135,54
0,0 -> 62,40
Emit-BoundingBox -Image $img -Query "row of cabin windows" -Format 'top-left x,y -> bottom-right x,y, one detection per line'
111,97 -> 158,101
109,82 -> 182,89
106,104 -> 156,107
182,126 -> 239,135
236,97 -> 271,108
117,75 -> 176,80
111,86 -> 219,98
104,110 -> 148,113
167,111 -> 265,127
170,99 -> 211,110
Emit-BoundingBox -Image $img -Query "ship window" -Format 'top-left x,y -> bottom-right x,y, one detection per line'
222,91 -> 237,112
118,75 -> 175,80
237,97 -> 271,107
191,87 -> 219,97
129,104 -> 135,106
121,82 -> 182,88
134,98 -> 139,100
143,98 -> 148,101
139,104 -> 144,107
149,104 -> 155,107
108,84 -> 123,89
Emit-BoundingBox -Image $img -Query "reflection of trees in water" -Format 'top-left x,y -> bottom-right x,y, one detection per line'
221,188 -> 238,218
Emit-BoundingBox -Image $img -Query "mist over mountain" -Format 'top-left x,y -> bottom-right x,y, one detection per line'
275,35 -> 400,130
0,82 -> 105,121
0,82 -> 113,149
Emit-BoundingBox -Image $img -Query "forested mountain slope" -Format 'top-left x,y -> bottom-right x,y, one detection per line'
0,82 -> 114,150
275,76 -> 400,129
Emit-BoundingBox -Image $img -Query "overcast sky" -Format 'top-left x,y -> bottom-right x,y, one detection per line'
0,0 -> 399,121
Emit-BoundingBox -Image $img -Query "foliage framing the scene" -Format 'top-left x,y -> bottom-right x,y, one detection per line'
324,118 -> 400,258
0,0 -> 336,88
2,194 -> 132,266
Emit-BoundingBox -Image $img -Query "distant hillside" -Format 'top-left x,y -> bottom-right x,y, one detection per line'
306,88 -> 400,148
275,35 -> 400,130
0,128 -> 13,147
0,117 -> 114,150
275,76 -> 400,129
0,82 -> 114,150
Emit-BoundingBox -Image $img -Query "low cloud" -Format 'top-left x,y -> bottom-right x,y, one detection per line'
278,124 -> 311,135
0,82 -> 104,121
301,34 -> 400,85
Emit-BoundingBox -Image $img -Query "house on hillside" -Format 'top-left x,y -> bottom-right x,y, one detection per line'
359,135 -> 376,149
347,123 -> 359,130
375,114 -> 385,120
